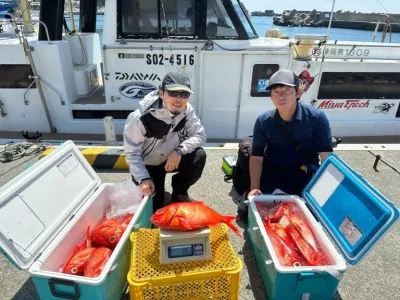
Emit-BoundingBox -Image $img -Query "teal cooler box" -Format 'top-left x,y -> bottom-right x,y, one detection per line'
0,141 -> 153,300
248,153 -> 399,300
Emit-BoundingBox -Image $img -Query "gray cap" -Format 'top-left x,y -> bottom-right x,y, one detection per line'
161,72 -> 194,94
266,69 -> 299,90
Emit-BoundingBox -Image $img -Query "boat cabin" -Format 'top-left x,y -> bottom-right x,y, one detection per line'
0,0 -> 400,139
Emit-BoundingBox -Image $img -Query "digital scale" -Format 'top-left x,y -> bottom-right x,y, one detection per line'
159,228 -> 212,265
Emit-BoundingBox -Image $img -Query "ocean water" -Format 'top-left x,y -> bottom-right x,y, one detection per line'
66,15 -> 400,43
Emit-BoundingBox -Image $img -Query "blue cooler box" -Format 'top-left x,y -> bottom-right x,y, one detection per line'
248,153 -> 399,300
0,141 -> 153,300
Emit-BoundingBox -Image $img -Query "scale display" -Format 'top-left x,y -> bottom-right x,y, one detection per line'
159,228 -> 211,264
167,243 -> 205,258
168,244 -> 194,258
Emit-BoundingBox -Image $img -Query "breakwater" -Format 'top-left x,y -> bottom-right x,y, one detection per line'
271,10 -> 400,33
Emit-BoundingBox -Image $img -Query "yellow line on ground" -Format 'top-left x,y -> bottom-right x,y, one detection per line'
80,148 -> 110,165
113,154 -> 129,169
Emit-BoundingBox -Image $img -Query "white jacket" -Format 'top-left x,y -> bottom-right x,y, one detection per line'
123,91 -> 206,182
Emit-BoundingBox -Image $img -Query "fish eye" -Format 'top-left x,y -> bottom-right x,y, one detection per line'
156,208 -> 164,214
71,267 -> 78,274
109,236 -> 116,242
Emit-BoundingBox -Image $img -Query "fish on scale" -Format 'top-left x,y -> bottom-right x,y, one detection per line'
150,201 -> 243,238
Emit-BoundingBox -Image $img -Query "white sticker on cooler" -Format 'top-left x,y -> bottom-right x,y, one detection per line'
310,163 -> 344,207
57,154 -> 79,177
339,216 -> 363,246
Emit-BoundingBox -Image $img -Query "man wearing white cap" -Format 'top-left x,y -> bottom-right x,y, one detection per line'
248,69 -> 333,197
124,72 -> 207,212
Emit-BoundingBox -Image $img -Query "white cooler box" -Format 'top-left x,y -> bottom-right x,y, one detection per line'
248,153 -> 399,300
0,141 -> 153,300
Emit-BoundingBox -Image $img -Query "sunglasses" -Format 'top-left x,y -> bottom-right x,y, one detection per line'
166,90 -> 191,99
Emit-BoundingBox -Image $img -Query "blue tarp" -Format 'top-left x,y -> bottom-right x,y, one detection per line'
0,1 -> 17,19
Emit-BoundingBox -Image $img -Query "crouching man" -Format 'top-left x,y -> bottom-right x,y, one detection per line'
124,72 -> 207,213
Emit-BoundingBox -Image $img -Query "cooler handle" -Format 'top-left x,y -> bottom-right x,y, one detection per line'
311,267 -> 343,281
48,278 -> 80,299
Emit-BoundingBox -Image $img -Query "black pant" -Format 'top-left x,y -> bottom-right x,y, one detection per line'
260,163 -> 312,196
133,148 -> 206,213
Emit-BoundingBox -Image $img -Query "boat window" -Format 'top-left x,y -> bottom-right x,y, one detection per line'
250,64 -> 280,97
119,0 -> 195,38
206,0 -> 238,39
160,0 -> 195,37
0,65 -> 36,88
318,72 -> 400,99
120,0 -> 158,34
232,1 -> 257,39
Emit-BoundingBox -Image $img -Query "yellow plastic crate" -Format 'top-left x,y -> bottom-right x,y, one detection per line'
127,224 -> 243,300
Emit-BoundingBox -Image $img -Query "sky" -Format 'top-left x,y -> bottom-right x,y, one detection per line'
241,0 -> 400,14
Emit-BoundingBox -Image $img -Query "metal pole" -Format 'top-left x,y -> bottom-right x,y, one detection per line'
372,20 -> 380,42
19,0 -> 35,33
79,0 -> 97,33
67,0 -> 76,32
381,15 -> 390,43
312,0 -> 336,106
22,37 -> 57,133
39,0 -> 65,41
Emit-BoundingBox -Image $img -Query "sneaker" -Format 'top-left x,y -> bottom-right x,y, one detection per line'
171,193 -> 194,203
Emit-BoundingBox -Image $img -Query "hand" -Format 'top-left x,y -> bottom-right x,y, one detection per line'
248,189 -> 262,197
165,151 -> 181,172
140,179 -> 155,196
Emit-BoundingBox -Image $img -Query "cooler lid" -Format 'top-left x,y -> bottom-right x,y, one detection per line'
0,141 -> 101,269
302,153 -> 399,265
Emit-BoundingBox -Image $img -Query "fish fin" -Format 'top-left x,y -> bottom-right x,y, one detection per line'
222,216 -> 243,238
86,226 -> 92,248
177,216 -> 193,230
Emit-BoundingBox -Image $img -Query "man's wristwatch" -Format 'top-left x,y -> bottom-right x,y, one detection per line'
175,146 -> 184,156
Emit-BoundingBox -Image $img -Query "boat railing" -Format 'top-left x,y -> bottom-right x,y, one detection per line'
1,19 -> 51,43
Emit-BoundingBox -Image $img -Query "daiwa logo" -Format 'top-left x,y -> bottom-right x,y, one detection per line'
119,82 -> 157,99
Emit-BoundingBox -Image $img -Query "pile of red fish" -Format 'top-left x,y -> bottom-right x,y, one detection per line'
61,213 -> 133,278
256,202 -> 330,267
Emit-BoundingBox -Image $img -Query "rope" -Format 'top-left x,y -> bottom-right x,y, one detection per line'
0,142 -> 48,162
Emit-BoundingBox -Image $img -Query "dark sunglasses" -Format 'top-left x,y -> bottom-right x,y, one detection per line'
166,90 -> 191,99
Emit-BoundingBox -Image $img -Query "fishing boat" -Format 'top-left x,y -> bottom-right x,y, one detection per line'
0,0 -> 399,140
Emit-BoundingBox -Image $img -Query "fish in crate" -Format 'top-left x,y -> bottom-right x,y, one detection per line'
257,201 -> 332,267
61,213 -> 134,277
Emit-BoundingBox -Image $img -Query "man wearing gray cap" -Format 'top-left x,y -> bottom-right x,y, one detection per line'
124,72 -> 207,213
248,69 -> 333,197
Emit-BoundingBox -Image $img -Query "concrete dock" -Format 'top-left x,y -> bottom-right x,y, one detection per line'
0,142 -> 399,300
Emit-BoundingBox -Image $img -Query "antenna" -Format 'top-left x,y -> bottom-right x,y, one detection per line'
313,0 -> 337,107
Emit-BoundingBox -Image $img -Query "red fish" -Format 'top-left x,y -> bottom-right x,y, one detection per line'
63,247 -> 95,275
120,213 -> 134,228
287,211 -> 320,253
84,247 -> 113,278
62,226 -> 94,275
269,203 -> 293,222
266,203 -> 322,254
286,225 -> 326,266
264,217 -> 303,267
91,219 -> 125,248
255,201 -> 273,219
150,202 -> 243,238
